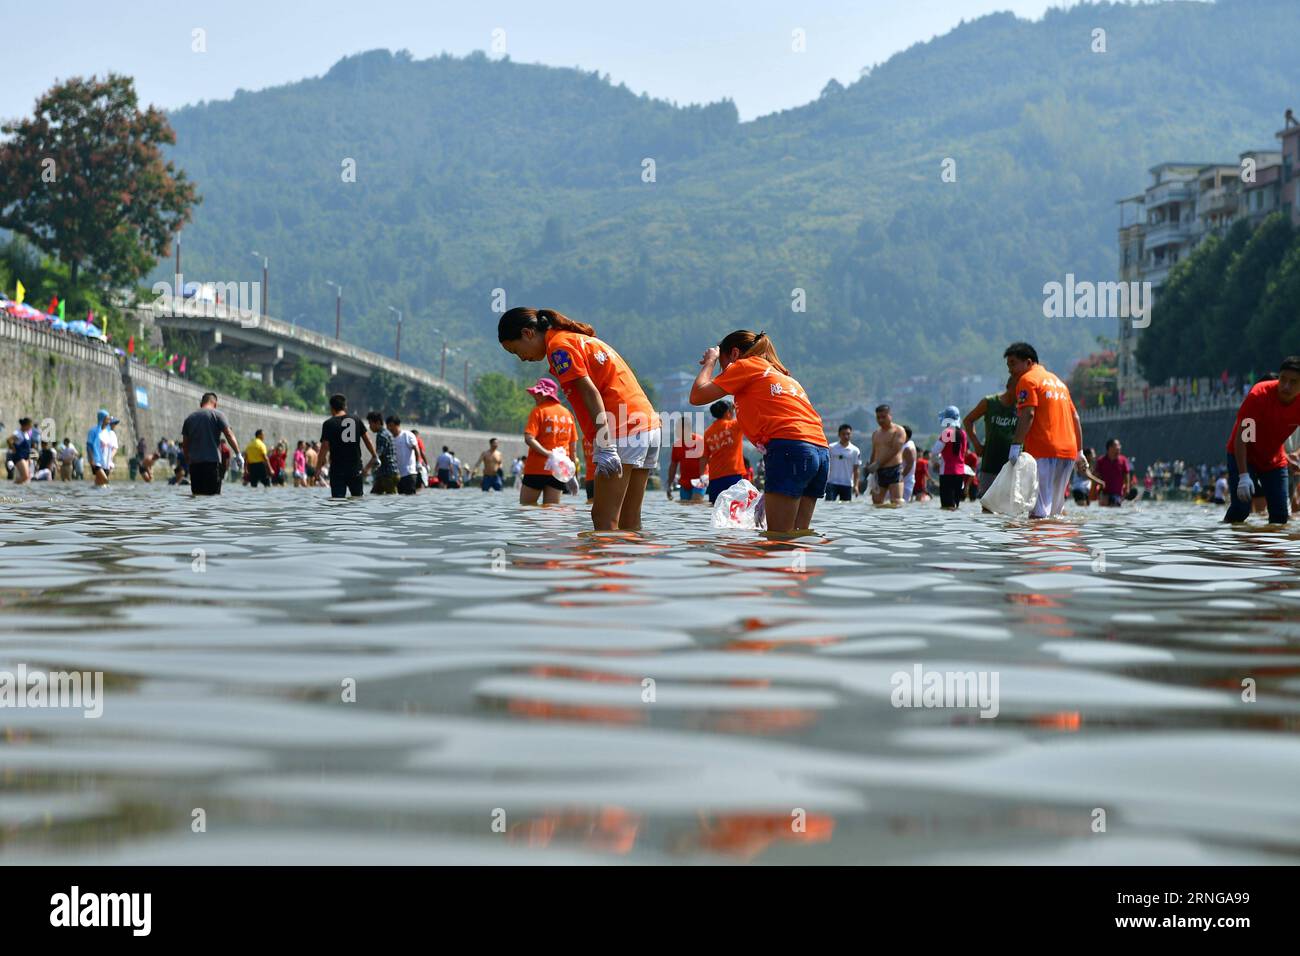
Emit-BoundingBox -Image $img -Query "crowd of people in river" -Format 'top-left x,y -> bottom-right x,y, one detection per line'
7,307 -> 1300,533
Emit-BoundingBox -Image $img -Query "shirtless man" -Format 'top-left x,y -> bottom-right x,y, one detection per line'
866,403 -> 907,504
477,438 -> 505,492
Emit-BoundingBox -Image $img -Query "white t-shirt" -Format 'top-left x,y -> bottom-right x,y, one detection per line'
394,431 -> 420,477
58,443 -> 79,462
435,451 -> 453,471
901,440 -> 917,479
827,441 -> 861,487
511,458 -> 524,477
1215,476 -> 1228,498
98,428 -> 119,470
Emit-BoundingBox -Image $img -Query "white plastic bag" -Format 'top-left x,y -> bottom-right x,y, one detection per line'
980,453 -> 1038,516
545,447 -> 576,482
712,479 -> 764,529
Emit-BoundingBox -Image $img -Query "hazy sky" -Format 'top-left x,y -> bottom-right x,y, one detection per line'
4,0 -> 1084,122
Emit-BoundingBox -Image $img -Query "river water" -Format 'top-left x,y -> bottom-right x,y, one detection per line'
1,484 -> 1298,864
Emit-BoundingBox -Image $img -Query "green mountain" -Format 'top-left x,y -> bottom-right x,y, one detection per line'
158,0 -> 1300,419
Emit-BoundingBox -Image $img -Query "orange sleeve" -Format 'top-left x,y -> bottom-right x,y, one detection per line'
1016,374 -> 1039,409
547,332 -> 589,385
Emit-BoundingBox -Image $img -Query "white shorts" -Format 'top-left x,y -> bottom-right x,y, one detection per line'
615,427 -> 661,470
1033,456 -> 1076,518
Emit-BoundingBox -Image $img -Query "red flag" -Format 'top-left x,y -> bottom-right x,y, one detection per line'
179,356 -> 187,374
48,296 -> 58,315
127,336 -> 135,355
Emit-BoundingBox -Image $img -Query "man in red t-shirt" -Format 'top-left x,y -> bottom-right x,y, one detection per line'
666,428 -> 705,501
1224,358 -> 1300,523
1094,438 -> 1134,506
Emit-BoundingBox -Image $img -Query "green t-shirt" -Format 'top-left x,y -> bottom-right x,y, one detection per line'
980,394 -> 1018,473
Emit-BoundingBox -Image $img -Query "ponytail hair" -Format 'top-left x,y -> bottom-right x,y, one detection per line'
497,307 -> 595,343
718,329 -> 789,375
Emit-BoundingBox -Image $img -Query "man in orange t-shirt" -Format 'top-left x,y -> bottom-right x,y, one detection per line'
701,400 -> 747,503
1004,341 -> 1083,518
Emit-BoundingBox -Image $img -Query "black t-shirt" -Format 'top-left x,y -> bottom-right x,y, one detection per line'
321,413 -> 366,479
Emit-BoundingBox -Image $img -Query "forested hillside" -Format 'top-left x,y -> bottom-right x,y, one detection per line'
157,0 -> 1300,413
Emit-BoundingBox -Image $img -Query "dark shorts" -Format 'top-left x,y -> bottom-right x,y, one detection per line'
371,474 -> 398,494
764,439 -> 830,499
190,461 -> 223,496
248,461 -> 270,487
481,474 -> 503,492
825,482 -> 853,502
398,474 -> 421,495
877,463 -> 903,487
707,473 -> 745,504
522,473 -> 567,492
437,469 -> 452,486
585,480 -> 594,501
330,472 -> 364,498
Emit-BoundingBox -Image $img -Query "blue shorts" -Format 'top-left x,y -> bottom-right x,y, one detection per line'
764,439 -> 829,499
678,485 -> 694,501
707,473 -> 745,503
481,474 -> 503,492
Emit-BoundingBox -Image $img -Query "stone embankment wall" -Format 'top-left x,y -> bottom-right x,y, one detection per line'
1,316 -> 524,468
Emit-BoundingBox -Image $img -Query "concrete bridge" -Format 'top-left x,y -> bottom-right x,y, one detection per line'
134,297 -> 477,424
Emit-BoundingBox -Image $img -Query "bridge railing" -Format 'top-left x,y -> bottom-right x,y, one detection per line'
0,312 -> 120,369
1081,391 -> 1240,422
137,297 -> 477,415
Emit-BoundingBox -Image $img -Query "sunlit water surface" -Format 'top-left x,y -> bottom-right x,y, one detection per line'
2,484 -> 1299,865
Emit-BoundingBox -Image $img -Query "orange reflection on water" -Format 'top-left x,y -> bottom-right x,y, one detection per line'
508,807 -> 642,854
1030,711 -> 1082,731
707,708 -> 820,734
683,812 -> 835,860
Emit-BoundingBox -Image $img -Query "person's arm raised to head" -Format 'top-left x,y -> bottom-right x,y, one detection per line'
690,347 -> 727,405
963,399 -> 987,455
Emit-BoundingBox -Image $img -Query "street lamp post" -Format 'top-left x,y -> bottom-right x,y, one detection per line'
387,306 -> 403,362
464,359 -> 471,397
441,342 -> 448,380
326,281 -> 342,339
251,250 -> 269,317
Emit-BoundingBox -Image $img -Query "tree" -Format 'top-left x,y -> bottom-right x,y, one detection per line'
0,74 -> 199,292
473,372 -> 533,432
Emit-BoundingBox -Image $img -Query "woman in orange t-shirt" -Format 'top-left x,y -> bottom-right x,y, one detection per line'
499,307 -> 660,531
519,376 -> 578,506
689,329 -> 829,533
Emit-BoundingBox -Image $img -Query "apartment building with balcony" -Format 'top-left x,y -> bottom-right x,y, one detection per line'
1278,121 -> 1300,225
1239,149 -> 1283,227
1115,162 -> 1209,397
1116,142 -> 1285,400
1192,163 -> 1242,238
